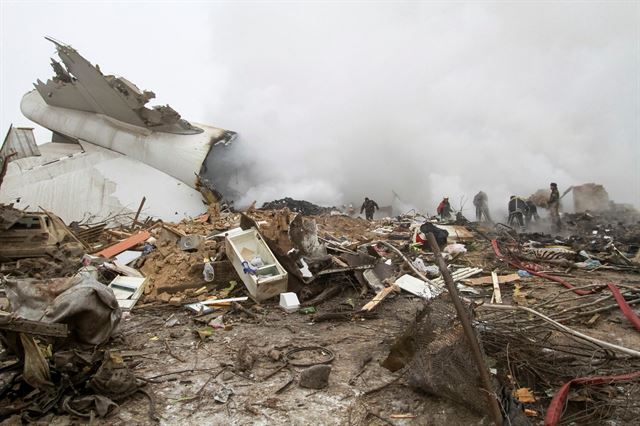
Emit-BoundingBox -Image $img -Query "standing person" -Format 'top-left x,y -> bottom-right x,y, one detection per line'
548,182 -> 562,232
524,199 -> 540,227
473,191 -> 492,222
507,195 -> 528,229
360,197 -> 379,221
437,197 -> 452,221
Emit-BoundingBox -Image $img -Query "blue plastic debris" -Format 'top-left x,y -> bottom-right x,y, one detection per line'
242,260 -> 257,275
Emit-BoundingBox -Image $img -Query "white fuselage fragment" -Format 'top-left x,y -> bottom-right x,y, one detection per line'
20,90 -> 225,188
0,141 -> 208,223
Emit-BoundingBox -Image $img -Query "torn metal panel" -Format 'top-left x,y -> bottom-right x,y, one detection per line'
21,90 -> 233,191
0,140 -> 208,223
1,125 -> 40,162
20,37 -> 238,205
36,37 -> 200,135
362,261 -> 395,293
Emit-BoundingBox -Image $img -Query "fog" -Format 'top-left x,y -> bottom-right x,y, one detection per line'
2,2 -> 638,219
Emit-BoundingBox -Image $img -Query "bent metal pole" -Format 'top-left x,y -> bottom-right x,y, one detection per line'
426,232 -> 503,426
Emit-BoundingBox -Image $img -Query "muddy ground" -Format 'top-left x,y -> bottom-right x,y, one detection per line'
2,212 -> 639,425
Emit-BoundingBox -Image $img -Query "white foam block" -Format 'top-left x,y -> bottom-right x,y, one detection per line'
279,292 -> 300,313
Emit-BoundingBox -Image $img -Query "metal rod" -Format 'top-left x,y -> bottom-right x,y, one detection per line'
426,232 -> 503,425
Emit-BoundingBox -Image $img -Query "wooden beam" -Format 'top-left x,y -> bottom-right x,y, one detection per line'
95,230 -> 151,258
491,271 -> 502,304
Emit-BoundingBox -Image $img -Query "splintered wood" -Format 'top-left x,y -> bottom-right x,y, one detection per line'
361,284 -> 399,312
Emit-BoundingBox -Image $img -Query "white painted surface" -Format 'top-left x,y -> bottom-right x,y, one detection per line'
1,141 -> 207,223
279,292 -> 300,313
20,90 -> 226,188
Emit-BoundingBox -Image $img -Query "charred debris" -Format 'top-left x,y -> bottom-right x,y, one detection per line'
0,190 -> 639,425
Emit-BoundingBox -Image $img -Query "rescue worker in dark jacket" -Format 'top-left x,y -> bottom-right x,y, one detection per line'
437,197 -> 452,221
524,200 -> 540,227
360,197 -> 379,221
508,196 -> 528,229
473,191 -> 491,222
548,182 -> 562,232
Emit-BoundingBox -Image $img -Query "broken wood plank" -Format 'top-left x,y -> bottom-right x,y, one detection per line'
161,224 -> 186,237
331,256 -> 349,268
315,264 -> 376,276
463,273 -> 520,286
0,313 -> 68,338
360,284 -> 398,312
95,230 -> 151,258
491,271 -> 502,304
106,229 -> 133,239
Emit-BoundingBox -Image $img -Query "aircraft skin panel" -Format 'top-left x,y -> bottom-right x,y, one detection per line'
0,140 -> 206,223
21,90 -> 225,189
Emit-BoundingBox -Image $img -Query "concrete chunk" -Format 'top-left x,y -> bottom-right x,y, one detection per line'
299,365 -> 331,389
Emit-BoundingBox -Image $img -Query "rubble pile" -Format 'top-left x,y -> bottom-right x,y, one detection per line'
0,194 -> 639,424
261,197 -> 335,216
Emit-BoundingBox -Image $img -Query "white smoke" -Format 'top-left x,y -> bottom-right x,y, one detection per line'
1,2 -> 638,219
199,2 -> 639,216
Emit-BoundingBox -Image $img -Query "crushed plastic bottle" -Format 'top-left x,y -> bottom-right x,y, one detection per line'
203,262 -> 215,282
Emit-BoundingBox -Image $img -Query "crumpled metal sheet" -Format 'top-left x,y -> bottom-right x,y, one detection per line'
20,333 -> 53,392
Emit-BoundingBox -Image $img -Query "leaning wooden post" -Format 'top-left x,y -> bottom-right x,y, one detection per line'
131,196 -> 146,230
426,232 -> 503,425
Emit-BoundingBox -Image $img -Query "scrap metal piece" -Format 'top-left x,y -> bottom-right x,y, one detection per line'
9,37 -> 239,222
36,37 -> 201,135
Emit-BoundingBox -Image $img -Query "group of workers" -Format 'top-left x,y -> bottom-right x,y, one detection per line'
505,182 -> 561,231
360,182 -> 563,232
436,182 -> 562,231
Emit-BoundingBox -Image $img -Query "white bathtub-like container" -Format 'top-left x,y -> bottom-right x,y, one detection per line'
225,228 -> 288,301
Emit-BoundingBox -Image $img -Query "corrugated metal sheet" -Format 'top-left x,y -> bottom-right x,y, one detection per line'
0,125 -> 41,162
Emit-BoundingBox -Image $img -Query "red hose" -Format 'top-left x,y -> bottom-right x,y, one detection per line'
491,240 -> 640,330
607,283 -> 640,331
491,240 -> 596,296
544,371 -> 640,426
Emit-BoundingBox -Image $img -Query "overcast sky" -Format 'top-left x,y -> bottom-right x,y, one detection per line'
1,1 -> 638,215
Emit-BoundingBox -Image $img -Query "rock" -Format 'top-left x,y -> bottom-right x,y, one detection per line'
168,296 -> 184,305
268,349 -> 282,361
236,343 -> 255,372
299,365 -> 331,389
